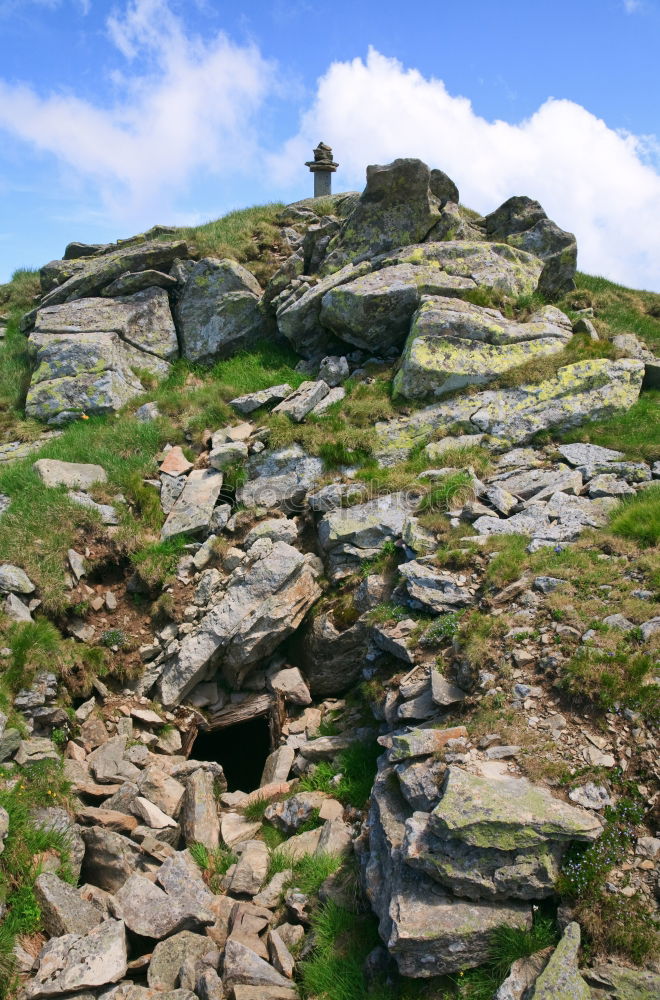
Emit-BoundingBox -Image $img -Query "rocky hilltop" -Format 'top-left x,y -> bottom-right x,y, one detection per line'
0,158 -> 658,1000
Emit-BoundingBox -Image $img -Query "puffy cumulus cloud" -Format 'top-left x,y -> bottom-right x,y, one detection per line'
0,0 -> 274,223
272,49 -> 660,290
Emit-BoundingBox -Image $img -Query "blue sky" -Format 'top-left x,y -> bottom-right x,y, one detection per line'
1,0 -> 659,288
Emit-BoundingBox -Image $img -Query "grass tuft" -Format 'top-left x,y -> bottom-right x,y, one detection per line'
0,759 -> 74,997
298,740 -> 381,809
609,484 -> 660,546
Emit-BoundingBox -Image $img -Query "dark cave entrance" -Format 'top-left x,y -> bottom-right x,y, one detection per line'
190,714 -> 272,793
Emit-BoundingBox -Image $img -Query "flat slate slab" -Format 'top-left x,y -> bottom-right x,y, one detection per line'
34,459 -> 107,488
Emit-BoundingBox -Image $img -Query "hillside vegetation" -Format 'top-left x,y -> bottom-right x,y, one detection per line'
0,176 -> 658,1000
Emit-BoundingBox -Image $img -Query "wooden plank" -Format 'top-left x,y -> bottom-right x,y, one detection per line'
204,692 -> 274,730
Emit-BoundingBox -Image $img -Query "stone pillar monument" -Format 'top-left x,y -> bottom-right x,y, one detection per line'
305,142 -> 338,198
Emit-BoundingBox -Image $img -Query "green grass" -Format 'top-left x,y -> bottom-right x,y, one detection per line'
298,902 -> 382,1000
166,203 -> 287,285
0,759 -> 74,997
417,471 -> 473,513
2,619 -> 108,697
0,268 -> 41,437
130,535 -> 190,589
556,390 -> 660,463
452,915 -> 558,1000
299,740 -> 381,809
242,794 -> 272,822
261,824 -> 288,850
0,339 -> 307,610
455,611 -> 507,671
610,484 -> 660,545
189,842 -> 237,892
561,647 -> 659,721
563,271 -> 660,354
281,851 -> 344,896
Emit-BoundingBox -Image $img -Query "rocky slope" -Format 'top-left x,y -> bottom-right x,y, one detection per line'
0,158 -> 658,1000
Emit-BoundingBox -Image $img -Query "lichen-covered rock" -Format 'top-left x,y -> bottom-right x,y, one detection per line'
484,196 -> 577,298
26,340 -> 145,424
377,359 -> 644,458
322,158 -> 443,270
469,359 -> 644,442
176,258 -> 265,363
32,288 -> 178,360
238,445 -> 325,511
530,922 -> 590,1000
38,239 -> 187,306
25,919 -> 127,998
0,563 -> 35,594
403,810 -> 564,900
317,492 -> 414,579
393,297 -> 572,400
581,963 -> 660,1000
363,764 -> 531,978
157,541 -> 322,703
320,242 -> 543,353
430,767 -> 602,850
26,288 -> 176,423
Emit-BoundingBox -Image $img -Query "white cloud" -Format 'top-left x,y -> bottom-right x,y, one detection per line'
0,0 -> 275,222
271,49 -> 660,290
1,8 -> 660,292
623,0 -> 642,13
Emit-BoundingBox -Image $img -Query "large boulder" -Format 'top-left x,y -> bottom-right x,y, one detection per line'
363,763 -> 532,978
400,766 -> 600,900
156,540 -> 322,703
293,611 -> 371,696
321,158 -> 443,270
484,196 -> 577,298
175,258 -> 266,363
393,299 -> 573,400
430,767 -> 602,849
317,492 -> 414,580
38,239 -> 188,306
377,359 -> 644,457
276,260 -> 372,357
321,242 -> 543,353
26,333 -> 146,424
25,288 -> 176,424
25,919 -> 127,998
31,289 -> 178,360
469,358 -> 645,442
278,240 -> 543,356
